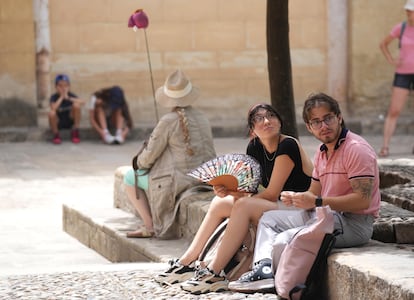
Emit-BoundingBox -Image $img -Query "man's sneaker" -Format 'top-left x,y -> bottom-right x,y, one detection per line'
154,259 -> 196,285
52,133 -> 61,145
71,129 -> 80,144
228,258 -> 275,293
180,267 -> 228,295
103,132 -> 115,144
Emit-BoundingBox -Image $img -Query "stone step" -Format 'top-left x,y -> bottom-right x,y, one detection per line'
62,200 -> 190,263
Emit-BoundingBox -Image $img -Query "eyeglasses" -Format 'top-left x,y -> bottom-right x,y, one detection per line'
252,111 -> 278,124
308,114 -> 337,130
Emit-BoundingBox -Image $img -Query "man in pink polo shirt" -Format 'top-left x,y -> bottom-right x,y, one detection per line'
229,92 -> 380,293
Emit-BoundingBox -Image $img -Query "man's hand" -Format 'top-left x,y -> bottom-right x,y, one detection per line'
281,190 -> 317,210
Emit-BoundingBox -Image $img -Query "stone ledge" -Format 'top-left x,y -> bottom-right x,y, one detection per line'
62,201 -> 190,263
328,241 -> 414,300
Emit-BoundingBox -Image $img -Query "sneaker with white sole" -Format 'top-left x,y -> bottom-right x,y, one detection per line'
103,132 -> 115,144
180,267 -> 228,295
154,259 -> 196,285
228,258 -> 275,293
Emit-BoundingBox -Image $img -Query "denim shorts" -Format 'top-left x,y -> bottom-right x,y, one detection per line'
393,73 -> 414,90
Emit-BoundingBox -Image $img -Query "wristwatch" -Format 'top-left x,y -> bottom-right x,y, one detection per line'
315,196 -> 323,207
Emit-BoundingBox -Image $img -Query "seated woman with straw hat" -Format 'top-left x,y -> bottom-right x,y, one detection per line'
123,69 -> 216,238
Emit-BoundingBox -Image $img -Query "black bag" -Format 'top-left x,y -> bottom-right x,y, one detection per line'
198,218 -> 255,281
288,232 -> 337,300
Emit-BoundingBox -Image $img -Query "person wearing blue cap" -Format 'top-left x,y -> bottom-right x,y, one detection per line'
89,86 -> 133,144
48,74 -> 85,144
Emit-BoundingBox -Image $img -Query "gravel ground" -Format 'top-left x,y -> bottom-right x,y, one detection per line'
0,267 -> 279,300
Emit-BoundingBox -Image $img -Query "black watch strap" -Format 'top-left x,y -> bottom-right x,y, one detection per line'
315,196 -> 323,207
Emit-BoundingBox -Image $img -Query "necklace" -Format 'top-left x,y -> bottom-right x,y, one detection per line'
262,134 -> 281,162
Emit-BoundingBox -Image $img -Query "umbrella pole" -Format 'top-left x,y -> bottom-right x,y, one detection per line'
143,28 -> 159,123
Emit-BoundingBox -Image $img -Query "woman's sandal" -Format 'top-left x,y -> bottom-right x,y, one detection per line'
378,147 -> 389,158
126,226 -> 154,238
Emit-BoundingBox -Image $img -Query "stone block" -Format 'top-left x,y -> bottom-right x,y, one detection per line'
395,220 -> 414,244
328,241 -> 414,300
148,23 -> 194,51
163,0 -> 217,22
194,22 -> 245,50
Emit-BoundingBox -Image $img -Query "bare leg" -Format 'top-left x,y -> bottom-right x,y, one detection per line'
381,86 -> 409,155
48,110 -> 59,134
71,102 -> 82,129
208,197 -> 279,274
113,109 -> 128,143
179,195 -> 234,265
125,185 -> 153,231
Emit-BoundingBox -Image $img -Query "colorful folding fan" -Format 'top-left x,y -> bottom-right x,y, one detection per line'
187,153 -> 262,192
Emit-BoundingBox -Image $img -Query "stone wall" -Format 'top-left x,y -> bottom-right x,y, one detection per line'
0,0 -> 37,126
0,0 -> 412,128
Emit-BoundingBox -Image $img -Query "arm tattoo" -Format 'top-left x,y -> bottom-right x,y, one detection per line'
350,178 -> 374,201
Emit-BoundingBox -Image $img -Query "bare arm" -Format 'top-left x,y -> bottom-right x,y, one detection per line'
68,95 -> 85,106
50,95 -> 64,112
281,177 -> 373,212
255,154 -> 294,201
380,34 -> 399,66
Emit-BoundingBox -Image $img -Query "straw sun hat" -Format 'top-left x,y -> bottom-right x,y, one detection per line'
155,69 -> 199,108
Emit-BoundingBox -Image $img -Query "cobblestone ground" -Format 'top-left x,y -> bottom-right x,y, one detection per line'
0,269 -> 278,300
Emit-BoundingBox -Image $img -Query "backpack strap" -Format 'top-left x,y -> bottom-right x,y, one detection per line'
399,21 -> 407,49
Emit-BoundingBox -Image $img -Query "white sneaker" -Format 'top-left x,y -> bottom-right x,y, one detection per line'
104,132 -> 115,144
115,132 -> 124,144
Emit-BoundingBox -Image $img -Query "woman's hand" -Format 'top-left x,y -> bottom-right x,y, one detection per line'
213,185 -> 251,200
213,185 -> 229,198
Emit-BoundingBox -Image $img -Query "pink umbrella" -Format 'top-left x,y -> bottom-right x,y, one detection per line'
128,9 -> 159,122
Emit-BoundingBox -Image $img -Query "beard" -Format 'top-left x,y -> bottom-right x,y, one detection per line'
318,126 -> 341,144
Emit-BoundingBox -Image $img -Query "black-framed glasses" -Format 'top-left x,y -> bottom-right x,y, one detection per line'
252,111 -> 277,124
308,114 -> 337,130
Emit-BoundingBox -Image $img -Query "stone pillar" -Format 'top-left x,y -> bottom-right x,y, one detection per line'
327,0 -> 349,116
33,0 -> 51,109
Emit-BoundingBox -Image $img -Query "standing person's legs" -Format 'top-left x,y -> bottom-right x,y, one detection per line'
380,83 -> 409,157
